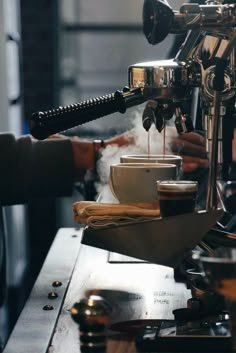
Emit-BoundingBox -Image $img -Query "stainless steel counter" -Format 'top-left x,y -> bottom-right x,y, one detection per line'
3,227 -> 191,353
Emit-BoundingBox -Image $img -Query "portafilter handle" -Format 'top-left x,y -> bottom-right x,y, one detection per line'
29,87 -> 145,140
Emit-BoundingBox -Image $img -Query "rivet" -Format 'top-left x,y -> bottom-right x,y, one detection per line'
43,305 -> 54,311
48,291 -> 58,299
52,281 -> 62,287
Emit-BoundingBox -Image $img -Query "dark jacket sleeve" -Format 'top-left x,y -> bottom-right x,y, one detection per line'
0,133 -> 74,205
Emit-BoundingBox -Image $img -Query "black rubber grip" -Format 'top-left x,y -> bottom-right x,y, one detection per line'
29,90 -> 126,140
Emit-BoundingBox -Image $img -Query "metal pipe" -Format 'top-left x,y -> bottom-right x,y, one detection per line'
175,29 -> 202,63
206,91 -> 222,210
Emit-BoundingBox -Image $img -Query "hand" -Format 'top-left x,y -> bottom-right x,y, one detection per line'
65,131 -> 136,182
168,131 -> 209,173
104,129 -> 136,147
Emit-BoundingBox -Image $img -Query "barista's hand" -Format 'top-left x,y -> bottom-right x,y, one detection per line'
49,131 -> 136,182
168,131 -> 209,173
71,130 -> 136,181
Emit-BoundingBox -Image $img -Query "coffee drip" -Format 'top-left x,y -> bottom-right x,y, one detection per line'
162,123 -> 166,158
146,123 -> 166,159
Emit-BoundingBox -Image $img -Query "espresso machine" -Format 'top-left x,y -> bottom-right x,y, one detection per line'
29,0 -> 236,213
27,0 -> 236,351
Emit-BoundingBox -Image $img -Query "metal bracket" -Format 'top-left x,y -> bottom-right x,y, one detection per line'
82,209 -> 223,268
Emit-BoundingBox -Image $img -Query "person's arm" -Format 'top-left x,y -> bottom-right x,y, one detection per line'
0,131 -> 135,205
70,130 -> 135,182
0,133 -> 74,205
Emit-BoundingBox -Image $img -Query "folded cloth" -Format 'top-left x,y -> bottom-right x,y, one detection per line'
73,201 -> 160,229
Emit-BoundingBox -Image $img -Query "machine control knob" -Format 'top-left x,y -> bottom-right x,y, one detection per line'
71,295 -> 112,353
143,0 -> 174,45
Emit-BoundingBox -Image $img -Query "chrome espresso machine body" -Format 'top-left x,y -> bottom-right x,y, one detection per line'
26,0 -> 236,351
30,0 -> 236,212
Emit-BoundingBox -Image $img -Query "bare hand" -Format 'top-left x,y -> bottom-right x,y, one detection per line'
168,131 -> 209,173
50,132 -> 136,183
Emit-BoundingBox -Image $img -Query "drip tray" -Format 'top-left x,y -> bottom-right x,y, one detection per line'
82,209 -> 223,268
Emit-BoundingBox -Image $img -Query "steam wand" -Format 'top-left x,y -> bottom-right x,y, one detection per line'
29,87 -> 145,140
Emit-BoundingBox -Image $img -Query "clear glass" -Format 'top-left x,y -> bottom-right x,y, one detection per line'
157,180 -> 198,217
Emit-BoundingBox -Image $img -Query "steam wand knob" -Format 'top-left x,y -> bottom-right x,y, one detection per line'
71,295 -> 112,353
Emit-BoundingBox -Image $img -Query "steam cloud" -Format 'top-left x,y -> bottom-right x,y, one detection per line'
96,108 -> 178,196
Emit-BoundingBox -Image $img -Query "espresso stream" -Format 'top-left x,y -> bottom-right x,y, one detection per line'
147,130 -> 150,158
147,124 -> 166,158
163,121 -> 166,158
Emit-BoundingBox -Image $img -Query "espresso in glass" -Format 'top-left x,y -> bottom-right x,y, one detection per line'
157,180 -> 198,217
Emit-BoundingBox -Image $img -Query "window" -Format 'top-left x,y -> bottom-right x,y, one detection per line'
58,0 -> 180,138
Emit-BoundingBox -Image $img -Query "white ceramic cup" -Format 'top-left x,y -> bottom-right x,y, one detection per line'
109,162 -> 177,203
120,154 -> 183,179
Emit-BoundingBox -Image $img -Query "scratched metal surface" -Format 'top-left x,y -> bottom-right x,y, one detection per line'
3,228 -> 83,353
49,229 -> 191,353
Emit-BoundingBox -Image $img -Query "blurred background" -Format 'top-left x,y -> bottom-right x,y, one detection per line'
0,0 -> 183,349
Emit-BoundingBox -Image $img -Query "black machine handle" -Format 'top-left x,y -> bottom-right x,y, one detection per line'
29,87 -> 145,140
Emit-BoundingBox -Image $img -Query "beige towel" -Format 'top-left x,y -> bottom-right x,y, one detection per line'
73,201 -> 160,229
